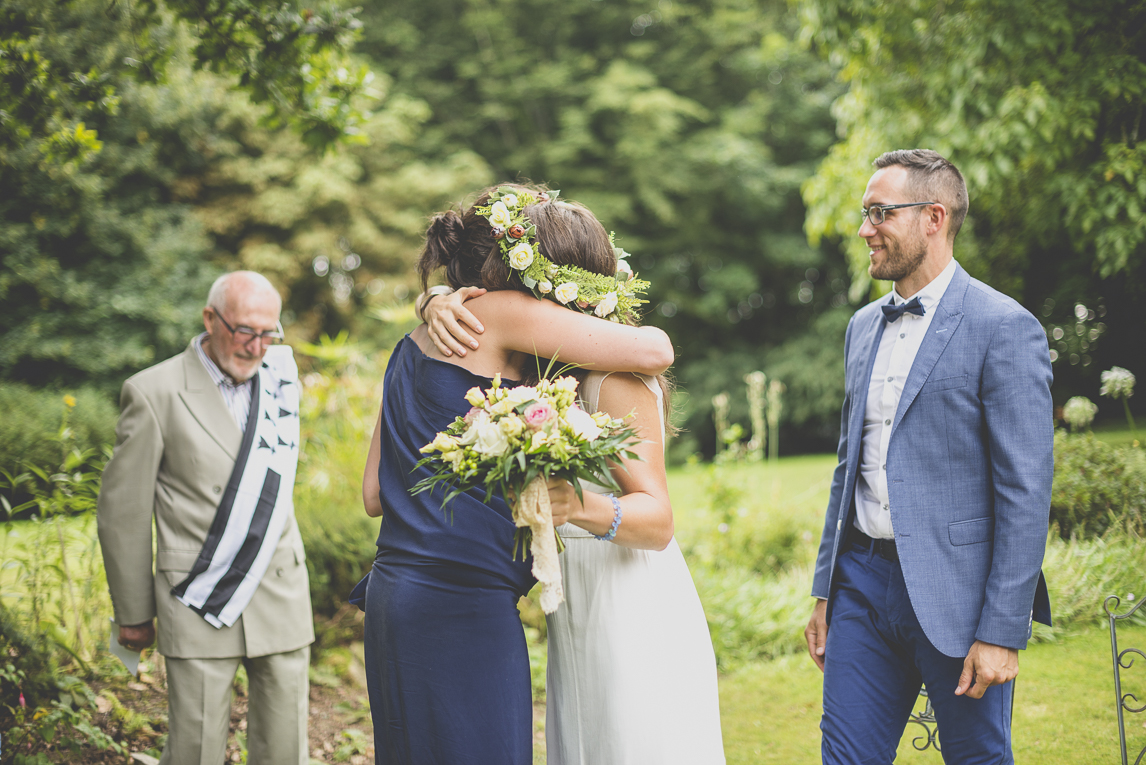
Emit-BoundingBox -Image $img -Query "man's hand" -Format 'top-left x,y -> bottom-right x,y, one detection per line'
955,640 -> 1018,699
424,287 -> 487,357
118,620 -> 156,652
805,598 -> 829,671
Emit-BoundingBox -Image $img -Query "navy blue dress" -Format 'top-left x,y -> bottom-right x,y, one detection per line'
361,336 -> 536,764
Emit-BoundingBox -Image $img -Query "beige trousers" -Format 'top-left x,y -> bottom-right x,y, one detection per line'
159,647 -> 309,765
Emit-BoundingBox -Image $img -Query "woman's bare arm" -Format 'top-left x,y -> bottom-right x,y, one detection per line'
363,408 -> 384,518
548,373 -> 674,550
480,291 -> 674,375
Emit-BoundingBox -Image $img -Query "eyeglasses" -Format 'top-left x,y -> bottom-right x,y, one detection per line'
211,309 -> 284,347
861,201 -> 937,226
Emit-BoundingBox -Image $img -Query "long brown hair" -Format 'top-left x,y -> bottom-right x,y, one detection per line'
418,183 -> 676,433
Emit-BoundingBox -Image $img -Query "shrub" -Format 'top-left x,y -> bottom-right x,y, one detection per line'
1051,431 -> 1146,538
294,342 -> 387,617
0,383 -> 117,519
0,384 -> 117,471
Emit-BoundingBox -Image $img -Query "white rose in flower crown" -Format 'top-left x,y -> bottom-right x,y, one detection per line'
538,280 -> 553,294
594,291 -> 619,318
565,405 -> 604,442
501,194 -> 519,209
508,242 -> 534,270
616,259 -> 633,279
489,201 -> 512,229
554,282 -> 579,304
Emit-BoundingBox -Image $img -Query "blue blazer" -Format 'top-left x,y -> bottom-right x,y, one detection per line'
811,263 -> 1053,657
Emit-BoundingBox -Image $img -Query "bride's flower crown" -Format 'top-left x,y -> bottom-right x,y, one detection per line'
475,187 -> 650,323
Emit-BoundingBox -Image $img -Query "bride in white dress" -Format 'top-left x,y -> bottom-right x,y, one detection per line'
544,370 -> 725,765
419,269 -> 724,765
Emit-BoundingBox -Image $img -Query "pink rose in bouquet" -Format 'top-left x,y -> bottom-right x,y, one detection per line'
524,401 -> 557,429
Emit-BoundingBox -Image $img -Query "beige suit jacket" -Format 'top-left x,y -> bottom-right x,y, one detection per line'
97,339 -> 314,659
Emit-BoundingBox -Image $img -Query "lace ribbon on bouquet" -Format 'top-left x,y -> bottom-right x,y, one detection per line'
515,477 -> 564,613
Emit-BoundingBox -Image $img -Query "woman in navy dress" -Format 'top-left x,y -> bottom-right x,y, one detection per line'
358,184 -> 674,764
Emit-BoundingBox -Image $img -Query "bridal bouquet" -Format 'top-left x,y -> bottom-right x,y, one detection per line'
412,373 -> 642,612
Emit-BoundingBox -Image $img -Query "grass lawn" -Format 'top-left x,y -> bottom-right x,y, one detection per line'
1093,423 -> 1142,448
718,623 -> 1142,764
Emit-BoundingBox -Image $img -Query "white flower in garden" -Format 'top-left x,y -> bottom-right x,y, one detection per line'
554,282 -> 579,304
594,291 -> 619,318
566,406 -> 604,442
538,280 -> 553,294
1062,396 -> 1098,430
489,201 -> 512,229
1100,367 -> 1136,399
508,242 -> 534,270
501,193 -> 519,209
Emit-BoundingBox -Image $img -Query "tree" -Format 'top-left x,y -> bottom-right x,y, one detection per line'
357,0 -> 851,453
796,0 -> 1146,406
0,0 -> 372,169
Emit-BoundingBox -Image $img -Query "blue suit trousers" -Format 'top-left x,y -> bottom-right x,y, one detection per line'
821,542 -> 1013,765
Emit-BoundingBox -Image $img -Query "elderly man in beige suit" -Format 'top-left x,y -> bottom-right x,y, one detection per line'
98,271 -> 313,765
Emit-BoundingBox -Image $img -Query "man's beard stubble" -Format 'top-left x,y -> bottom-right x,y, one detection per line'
868,229 -> 927,283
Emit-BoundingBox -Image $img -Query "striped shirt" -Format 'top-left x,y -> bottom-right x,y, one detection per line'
194,332 -> 254,432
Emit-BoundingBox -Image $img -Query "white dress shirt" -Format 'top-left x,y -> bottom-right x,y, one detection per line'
194,332 -> 254,432
854,259 -> 958,539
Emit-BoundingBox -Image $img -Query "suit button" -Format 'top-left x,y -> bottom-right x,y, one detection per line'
212,486 -> 221,494
276,567 -> 284,577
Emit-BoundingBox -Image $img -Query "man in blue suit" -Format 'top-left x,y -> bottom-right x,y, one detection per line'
804,149 -> 1053,764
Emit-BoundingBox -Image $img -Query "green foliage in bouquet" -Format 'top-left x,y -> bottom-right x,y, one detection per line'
412,373 -> 642,516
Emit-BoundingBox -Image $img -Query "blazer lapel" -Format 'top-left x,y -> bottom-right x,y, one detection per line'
891,265 -> 969,433
178,342 -> 242,460
847,309 -> 887,472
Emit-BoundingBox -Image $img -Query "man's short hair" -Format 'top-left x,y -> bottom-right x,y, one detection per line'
873,149 -> 969,243
206,271 -> 282,314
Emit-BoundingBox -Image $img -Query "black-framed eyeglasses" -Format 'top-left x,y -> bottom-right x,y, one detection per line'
211,309 -> 284,346
861,201 -> 937,226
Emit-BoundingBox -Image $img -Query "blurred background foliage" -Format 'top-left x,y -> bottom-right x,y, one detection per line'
2,0 -> 1144,456
798,0 -> 1146,412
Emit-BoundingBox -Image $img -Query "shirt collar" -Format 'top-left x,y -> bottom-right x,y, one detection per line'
195,332 -> 247,388
891,258 -> 958,314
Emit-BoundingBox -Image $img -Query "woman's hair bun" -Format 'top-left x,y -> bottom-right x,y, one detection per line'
425,210 -> 464,262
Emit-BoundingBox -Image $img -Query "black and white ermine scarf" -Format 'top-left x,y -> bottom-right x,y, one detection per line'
172,346 -> 301,628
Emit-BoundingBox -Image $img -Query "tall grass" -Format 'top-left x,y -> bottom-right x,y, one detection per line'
669,457 -> 1146,671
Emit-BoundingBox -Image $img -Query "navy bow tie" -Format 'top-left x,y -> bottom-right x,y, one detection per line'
882,296 -> 925,322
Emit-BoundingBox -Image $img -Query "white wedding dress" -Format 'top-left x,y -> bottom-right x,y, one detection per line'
546,372 -> 725,764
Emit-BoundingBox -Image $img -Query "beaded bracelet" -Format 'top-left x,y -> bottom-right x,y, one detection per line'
593,493 -> 623,542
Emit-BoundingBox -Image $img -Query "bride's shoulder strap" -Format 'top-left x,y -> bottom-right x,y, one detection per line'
578,371 -> 614,412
